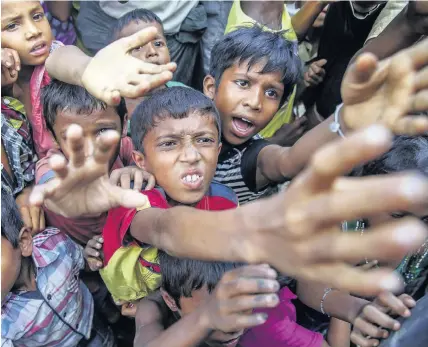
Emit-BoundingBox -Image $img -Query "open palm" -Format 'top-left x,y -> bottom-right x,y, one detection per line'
30,125 -> 148,218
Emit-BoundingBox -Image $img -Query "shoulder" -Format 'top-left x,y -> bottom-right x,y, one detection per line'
208,181 -> 239,206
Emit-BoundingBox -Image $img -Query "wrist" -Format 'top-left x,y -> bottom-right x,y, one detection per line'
347,297 -> 369,323
78,56 -> 91,88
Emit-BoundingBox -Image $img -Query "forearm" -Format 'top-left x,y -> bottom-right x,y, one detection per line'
241,0 -> 283,30
131,205 -> 261,264
297,281 -> 368,323
291,1 -> 326,41
350,8 -> 421,64
45,46 -> 90,87
136,308 -> 211,347
326,318 -> 351,347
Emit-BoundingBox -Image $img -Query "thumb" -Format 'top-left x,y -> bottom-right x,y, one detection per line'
316,59 -> 327,67
117,26 -> 158,53
347,53 -> 379,85
111,185 -> 150,209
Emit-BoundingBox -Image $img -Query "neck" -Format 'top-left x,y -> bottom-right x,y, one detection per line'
17,65 -> 35,84
13,257 -> 36,292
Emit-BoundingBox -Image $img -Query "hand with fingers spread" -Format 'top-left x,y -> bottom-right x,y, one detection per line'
84,235 -> 104,271
15,186 -> 45,235
109,166 -> 156,191
200,265 -> 280,332
304,59 -> 327,87
271,116 -> 308,146
1,48 -> 20,87
249,125 -> 428,296
351,293 -> 416,347
29,124 -> 148,218
341,37 -> 428,135
79,27 -> 177,105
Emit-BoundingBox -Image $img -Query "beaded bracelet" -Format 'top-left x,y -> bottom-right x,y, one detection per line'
329,103 -> 346,138
320,287 -> 334,316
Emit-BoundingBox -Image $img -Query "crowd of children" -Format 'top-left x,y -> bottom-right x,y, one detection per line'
2,1 -> 428,347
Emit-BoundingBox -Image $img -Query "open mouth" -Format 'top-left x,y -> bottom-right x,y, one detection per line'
30,42 -> 48,56
217,336 -> 240,347
231,117 -> 255,138
180,172 -> 204,189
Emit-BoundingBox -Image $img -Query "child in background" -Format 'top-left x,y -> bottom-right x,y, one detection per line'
0,184 -> 115,347
134,251 -> 350,347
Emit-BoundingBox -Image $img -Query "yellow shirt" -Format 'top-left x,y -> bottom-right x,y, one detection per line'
225,0 -> 297,138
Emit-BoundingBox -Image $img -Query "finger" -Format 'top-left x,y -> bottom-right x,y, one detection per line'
93,130 -> 120,165
85,247 -> 101,258
411,90 -> 428,112
414,65 -> 428,91
291,173 -> 428,230
118,26 -> 158,53
310,64 -> 322,75
145,174 -> 156,190
221,313 -> 268,331
49,154 -> 68,179
1,51 -> 14,68
398,293 -> 416,308
29,179 -> 61,207
391,114 -> 428,135
39,210 -> 45,231
351,331 -> 381,347
296,125 -> 392,193
133,170 -> 144,191
109,169 -> 122,186
316,59 -> 328,67
134,61 -> 177,75
30,206 -> 41,233
219,278 -> 280,298
120,173 -> 131,189
400,37 -> 428,70
224,293 -> 279,313
376,291 -> 411,317
87,257 -> 103,270
10,50 -> 20,71
122,70 -> 174,98
359,260 -> 379,271
362,304 -> 400,330
19,206 -> 33,229
222,265 -> 278,282
109,185 -> 149,209
349,53 -> 379,84
354,315 -> 389,338
67,124 -> 86,168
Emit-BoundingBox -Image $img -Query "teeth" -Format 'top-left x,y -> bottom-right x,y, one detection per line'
182,174 -> 201,183
241,118 -> 252,125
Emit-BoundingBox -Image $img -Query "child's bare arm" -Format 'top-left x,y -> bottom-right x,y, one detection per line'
45,27 -> 177,105
323,318 -> 351,347
291,1 -> 331,41
255,38 -> 428,188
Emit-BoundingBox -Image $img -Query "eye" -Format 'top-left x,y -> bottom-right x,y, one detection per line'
153,40 -> 164,47
265,89 -> 278,99
33,12 -> 45,21
235,80 -> 249,88
132,46 -> 142,53
196,137 -> 215,144
159,141 -> 177,148
390,212 -> 408,219
5,22 -> 18,31
96,128 -> 111,137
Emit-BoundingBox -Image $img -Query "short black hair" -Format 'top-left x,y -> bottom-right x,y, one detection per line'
111,8 -> 164,41
131,87 -> 221,153
41,79 -> 127,135
1,184 -> 23,248
354,135 -> 428,177
159,251 -> 243,308
210,25 -> 301,106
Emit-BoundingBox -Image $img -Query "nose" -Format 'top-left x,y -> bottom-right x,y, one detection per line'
243,87 -> 262,111
145,43 -> 159,59
25,21 -> 41,40
179,142 -> 201,164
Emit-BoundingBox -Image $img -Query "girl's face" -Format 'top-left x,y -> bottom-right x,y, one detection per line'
1,1 -> 53,66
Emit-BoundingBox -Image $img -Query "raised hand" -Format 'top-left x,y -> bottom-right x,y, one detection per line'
80,26 -> 177,105
1,48 -> 20,87
201,265 -> 280,332
250,125 -> 428,295
341,37 -> 428,135
304,59 -> 327,87
29,124 -> 148,218
84,235 -> 104,271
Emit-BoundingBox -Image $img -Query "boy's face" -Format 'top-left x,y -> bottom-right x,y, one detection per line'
1,236 -> 22,305
134,112 -> 221,205
204,60 -> 284,145
52,107 -> 123,170
117,20 -> 170,66
1,1 -> 52,66
179,287 -> 243,347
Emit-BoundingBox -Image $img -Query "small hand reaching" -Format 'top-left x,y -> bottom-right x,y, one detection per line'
84,235 -> 104,271
29,124 -> 148,218
304,59 -> 327,87
1,48 -> 20,87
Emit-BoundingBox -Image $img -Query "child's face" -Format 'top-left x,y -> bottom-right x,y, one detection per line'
117,20 -> 170,66
1,236 -> 22,305
52,107 -> 123,170
179,287 -> 243,347
1,1 -> 52,66
204,60 -> 284,145
134,112 -> 221,205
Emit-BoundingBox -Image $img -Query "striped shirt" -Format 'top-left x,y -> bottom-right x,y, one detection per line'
1,228 -> 94,347
214,137 -> 272,205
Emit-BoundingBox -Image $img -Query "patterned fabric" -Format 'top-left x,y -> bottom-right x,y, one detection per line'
42,2 -> 77,45
1,228 -> 94,347
29,40 -> 63,159
1,97 -> 37,195
100,182 -> 238,302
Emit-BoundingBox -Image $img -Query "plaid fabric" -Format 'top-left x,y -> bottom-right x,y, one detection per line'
1,228 -> 95,347
1,97 -> 37,195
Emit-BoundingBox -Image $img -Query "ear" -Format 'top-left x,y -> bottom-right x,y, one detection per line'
217,142 -> 222,155
203,75 -> 216,100
122,113 -> 129,138
18,227 -> 33,257
160,288 -> 179,312
132,150 -> 146,170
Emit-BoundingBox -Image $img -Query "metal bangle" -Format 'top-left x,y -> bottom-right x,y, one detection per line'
329,103 -> 346,138
320,287 -> 334,317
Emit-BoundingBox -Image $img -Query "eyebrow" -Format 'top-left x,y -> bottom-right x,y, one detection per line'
233,72 -> 284,91
156,130 -> 217,140
2,5 -> 43,22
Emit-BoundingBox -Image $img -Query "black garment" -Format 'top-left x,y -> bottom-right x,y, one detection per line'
303,1 -> 386,119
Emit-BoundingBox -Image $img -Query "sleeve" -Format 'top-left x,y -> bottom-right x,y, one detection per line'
240,139 -> 272,192
35,149 -> 58,184
64,234 -> 85,272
